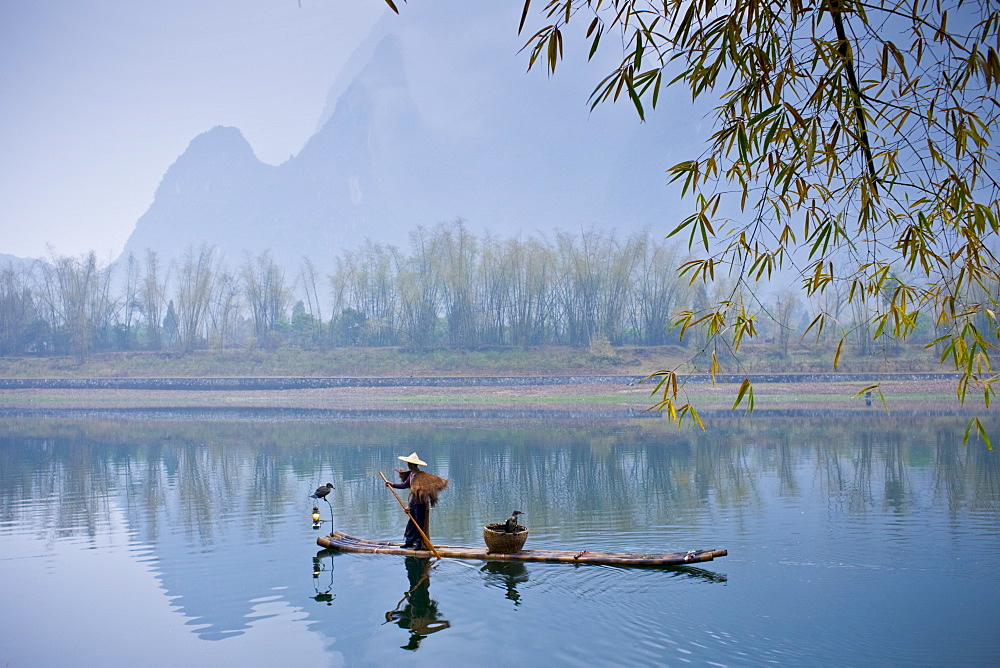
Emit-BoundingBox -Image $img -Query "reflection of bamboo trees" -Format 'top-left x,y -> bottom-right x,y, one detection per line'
138,445 -> 168,543
818,437 -> 847,512
883,438 -> 910,513
932,425 -> 1000,516
850,431 -> 876,513
970,438 -> 1000,508
1,416 -> 996,548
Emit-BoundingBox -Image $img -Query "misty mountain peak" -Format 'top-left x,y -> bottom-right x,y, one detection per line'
357,34 -> 407,92
120,9 -> 698,276
168,126 -> 258,172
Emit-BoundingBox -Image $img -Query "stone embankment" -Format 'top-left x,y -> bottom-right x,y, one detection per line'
0,372 -> 962,391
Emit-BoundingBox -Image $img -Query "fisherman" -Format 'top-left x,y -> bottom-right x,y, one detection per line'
385,452 -> 448,550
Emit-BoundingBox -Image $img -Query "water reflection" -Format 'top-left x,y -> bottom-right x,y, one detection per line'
1,415 -> 996,556
0,415 -> 997,665
480,560 -> 529,606
311,550 -> 335,605
662,564 -> 728,583
384,557 -> 450,650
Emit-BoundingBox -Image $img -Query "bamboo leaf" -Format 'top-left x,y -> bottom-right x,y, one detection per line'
732,378 -> 754,413
877,388 -> 889,413
687,405 -> 706,430
589,25 -> 603,60
803,313 -> 826,341
625,74 -> 645,120
518,0 -> 531,34
977,418 -> 994,450
963,418 -> 975,445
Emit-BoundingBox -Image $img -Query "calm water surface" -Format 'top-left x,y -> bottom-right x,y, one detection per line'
1,414 -> 997,666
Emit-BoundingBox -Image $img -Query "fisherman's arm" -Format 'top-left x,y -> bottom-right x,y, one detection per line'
386,474 -> 411,490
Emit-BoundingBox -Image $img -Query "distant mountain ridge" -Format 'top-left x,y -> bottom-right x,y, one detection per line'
118,3 -> 704,275
0,253 -> 41,271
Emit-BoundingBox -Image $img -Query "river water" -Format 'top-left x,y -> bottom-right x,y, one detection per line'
1,413 -> 997,666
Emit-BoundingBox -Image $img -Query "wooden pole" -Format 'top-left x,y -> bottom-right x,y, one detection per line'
379,471 -> 441,559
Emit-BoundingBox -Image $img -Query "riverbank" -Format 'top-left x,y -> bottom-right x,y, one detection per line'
0,341 -> 947,379
0,346 -> 985,415
0,376 -> 975,414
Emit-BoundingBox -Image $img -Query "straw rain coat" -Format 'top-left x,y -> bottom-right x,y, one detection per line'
390,468 -> 448,549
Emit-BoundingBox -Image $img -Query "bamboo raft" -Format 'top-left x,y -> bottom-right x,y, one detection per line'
316,531 -> 728,567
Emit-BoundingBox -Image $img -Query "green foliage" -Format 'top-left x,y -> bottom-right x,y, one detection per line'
386,0 -> 1000,441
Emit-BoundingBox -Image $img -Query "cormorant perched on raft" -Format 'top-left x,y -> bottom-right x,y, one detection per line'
311,483 -> 334,500
505,510 -> 523,533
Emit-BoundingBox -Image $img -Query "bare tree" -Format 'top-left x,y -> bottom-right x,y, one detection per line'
397,227 -> 441,349
478,233 -> 513,345
0,262 -> 42,355
330,241 -> 401,346
208,266 -> 242,348
298,256 -> 326,345
115,252 -> 142,350
39,251 -> 111,362
241,250 -> 290,348
173,244 -> 219,352
770,290 -> 800,357
632,238 -> 687,345
140,250 -> 168,350
436,220 -> 480,347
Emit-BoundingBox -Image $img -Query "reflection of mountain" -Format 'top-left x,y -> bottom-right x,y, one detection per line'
119,2 -> 705,274
116,450 -> 318,641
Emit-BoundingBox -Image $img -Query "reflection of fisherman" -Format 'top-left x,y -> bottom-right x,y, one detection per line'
385,452 -> 447,550
385,557 -> 450,650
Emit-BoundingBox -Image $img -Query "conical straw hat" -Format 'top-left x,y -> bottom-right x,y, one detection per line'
397,452 -> 427,466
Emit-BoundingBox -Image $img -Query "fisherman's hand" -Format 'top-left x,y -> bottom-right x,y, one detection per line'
385,481 -> 392,488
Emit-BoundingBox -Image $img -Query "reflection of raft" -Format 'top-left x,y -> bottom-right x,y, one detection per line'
316,531 -> 727,567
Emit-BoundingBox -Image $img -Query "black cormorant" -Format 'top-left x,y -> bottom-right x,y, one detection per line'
505,510 -> 523,533
311,483 -> 334,500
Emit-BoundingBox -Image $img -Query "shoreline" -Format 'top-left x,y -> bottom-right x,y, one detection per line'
0,376 -> 983,414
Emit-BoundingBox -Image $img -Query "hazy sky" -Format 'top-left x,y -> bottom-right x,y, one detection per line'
0,0 -> 385,260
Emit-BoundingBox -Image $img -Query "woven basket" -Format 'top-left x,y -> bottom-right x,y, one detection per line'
484,523 -> 528,553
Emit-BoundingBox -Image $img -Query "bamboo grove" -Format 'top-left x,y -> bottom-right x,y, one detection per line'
0,226 -> 692,358
2,222 -> 993,363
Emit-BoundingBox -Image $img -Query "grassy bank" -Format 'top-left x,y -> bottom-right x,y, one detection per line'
0,341 -> 946,379
0,378 -> 972,415
0,343 -> 976,414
